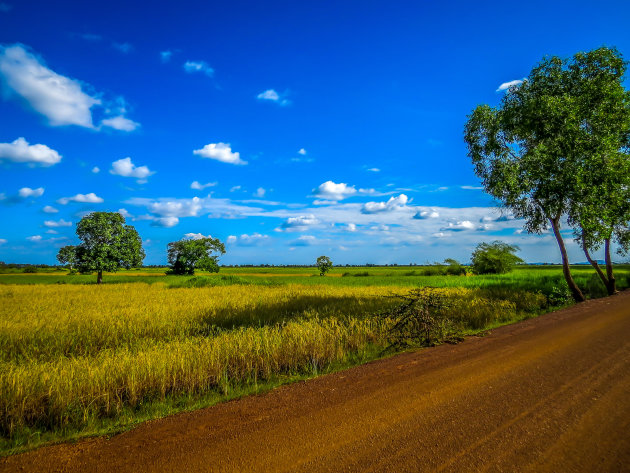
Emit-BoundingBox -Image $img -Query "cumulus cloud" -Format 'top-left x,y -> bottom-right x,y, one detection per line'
183,60 -> 214,76
227,233 -> 269,246
413,209 -> 440,219
0,238 -> 6,244
57,193 -> 104,205
18,187 -> 44,198
152,216 -> 179,227
346,223 -> 357,232
367,168 -> 380,172
0,137 -> 61,166
101,115 -> 140,131
184,232 -> 211,240
230,186 -> 242,192
312,181 -> 375,201
254,187 -> 266,198
92,166 -> 100,173
44,219 -> 72,228
43,205 -> 58,213
191,181 -> 217,190
291,235 -> 317,246
496,79 -> 523,92
256,89 -> 290,106
110,157 -> 154,182
298,148 -> 307,155
117,208 -> 132,218
362,194 -> 409,214
193,143 -> 246,165
0,44 -> 139,130
277,214 -> 320,232
27,235 -> 42,242
440,220 -> 476,232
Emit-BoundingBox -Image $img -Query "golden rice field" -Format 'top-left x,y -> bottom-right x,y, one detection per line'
0,282 -> 548,452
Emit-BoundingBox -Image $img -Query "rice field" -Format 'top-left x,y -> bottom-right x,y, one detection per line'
0,265 -> 628,454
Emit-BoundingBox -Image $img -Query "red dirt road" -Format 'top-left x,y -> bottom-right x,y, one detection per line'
3,292 -> 630,472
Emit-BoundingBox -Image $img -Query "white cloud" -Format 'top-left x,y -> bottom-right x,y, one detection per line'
461,185 -> 484,190
277,214 -> 320,232
413,209 -> 440,219
191,181 -> 217,190
118,208 -> 132,218
101,115 -> 140,132
0,44 -> 99,127
92,166 -> 100,173
193,143 -> 246,165
57,193 -> 104,205
298,148 -> 307,155
346,223 -> 357,232
27,235 -> 42,242
496,79 -> 523,92
292,235 -> 317,246
153,216 -> 179,227
43,205 -> 58,213
440,220 -> 476,232
256,89 -> 290,106
362,194 -> 409,213
0,137 -> 62,166
0,44 -> 139,130
183,60 -> 214,77
18,187 -> 44,198
313,181 -> 357,201
110,157 -> 155,182
160,50 -> 173,63
230,186 -> 242,192
184,232 -> 211,240
227,233 -> 270,246
254,187 -> 266,198
0,238 -> 7,244
44,219 -> 72,228
367,168 -> 380,172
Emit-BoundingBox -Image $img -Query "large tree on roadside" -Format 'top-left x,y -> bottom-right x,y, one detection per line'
167,237 -> 225,275
464,48 -> 627,302
564,48 -> 630,295
74,212 -> 145,284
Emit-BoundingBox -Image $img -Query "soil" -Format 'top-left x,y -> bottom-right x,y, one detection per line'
2,291 -> 630,472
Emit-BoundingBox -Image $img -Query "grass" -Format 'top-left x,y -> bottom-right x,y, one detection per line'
0,265 -> 628,455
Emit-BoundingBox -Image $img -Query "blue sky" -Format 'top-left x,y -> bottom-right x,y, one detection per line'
1,0 -> 629,265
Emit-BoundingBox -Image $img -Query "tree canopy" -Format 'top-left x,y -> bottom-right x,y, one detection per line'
316,256 -> 333,276
167,237 -> 225,275
464,46 -> 630,301
66,212 -> 145,283
470,241 -> 523,275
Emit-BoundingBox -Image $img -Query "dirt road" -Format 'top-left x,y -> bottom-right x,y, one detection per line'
3,292 -> 630,472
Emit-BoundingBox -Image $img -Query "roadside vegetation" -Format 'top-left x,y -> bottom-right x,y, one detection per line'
1,265 -> 629,454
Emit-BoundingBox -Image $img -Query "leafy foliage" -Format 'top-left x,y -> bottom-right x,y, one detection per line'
167,237 -> 225,275
316,255 -> 333,276
56,245 -> 77,270
73,212 -> 145,283
471,241 -> 523,275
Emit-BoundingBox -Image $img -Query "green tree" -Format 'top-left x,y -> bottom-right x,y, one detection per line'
74,212 -> 145,284
316,255 -> 333,276
470,241 -> 524,275
464,47 -> 630,301
443,258 -> 467,276
563,49 -> 630,295
56,245 -> 78,270
167,237 -> 225,275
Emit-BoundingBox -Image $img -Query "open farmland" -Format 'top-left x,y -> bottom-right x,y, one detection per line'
0,265 -> 629,454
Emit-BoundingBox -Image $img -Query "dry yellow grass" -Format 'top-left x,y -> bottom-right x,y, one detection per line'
0,283 -> 546,441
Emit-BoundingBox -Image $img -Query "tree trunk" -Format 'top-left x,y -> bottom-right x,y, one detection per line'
582,237 -> 609,288
604,238 -> 617,295
550,217 -> 585,302
97,270 -> 103,285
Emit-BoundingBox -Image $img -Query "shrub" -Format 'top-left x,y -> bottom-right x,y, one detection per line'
471,241 -> 524,274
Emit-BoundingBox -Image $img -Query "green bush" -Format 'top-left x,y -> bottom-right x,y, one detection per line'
471,241 -> 524,274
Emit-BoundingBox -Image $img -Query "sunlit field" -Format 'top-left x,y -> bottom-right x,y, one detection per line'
0,265 -> 628,453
